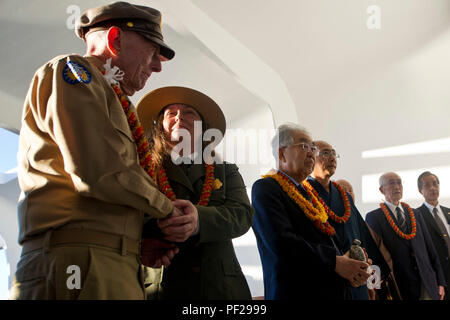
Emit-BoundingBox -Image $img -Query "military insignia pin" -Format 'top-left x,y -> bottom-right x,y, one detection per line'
62,59 -> 92,84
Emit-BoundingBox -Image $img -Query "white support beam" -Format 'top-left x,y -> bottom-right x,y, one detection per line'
148,0 -> 297,127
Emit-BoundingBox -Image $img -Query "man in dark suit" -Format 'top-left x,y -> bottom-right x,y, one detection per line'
416,171 -> 450,300
365,172 -> 446,300
252,123 -> 370,300
335,179 -> 402,300
307,140 -> 390,300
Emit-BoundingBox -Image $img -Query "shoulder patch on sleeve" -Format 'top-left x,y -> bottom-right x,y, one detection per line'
62,60 -> 92,84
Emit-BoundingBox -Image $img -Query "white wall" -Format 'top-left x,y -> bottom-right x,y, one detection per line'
191,0 -> 450,216
303,32 -> 450,216
0,179 -> 21,296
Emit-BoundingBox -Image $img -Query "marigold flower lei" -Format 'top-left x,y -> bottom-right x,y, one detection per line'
263,172 -> 336,236
380,202 -> 417,240
99,69 -> 157,182
157,164 -> 215,206
302,180 -> 352,224
112,77 -> 215,205
99,61 -> 215,206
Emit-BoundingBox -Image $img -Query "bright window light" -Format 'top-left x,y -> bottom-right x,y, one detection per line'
241,265 -> 263,281
0,128 -> 18,184
362,137 -> 450,159
232,229 -> 257,247
0,235 -> 9,300
362,166 -> 450,203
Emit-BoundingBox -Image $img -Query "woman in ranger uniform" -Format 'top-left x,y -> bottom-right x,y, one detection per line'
136,86 -> 253,300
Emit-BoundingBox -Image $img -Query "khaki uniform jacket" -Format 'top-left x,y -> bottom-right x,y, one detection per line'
144,160 -> 253,300
17,54 -> 173,244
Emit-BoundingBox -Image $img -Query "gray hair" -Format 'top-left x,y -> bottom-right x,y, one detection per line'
379,174 -> 387,187
272,123 -> 310,160
379,172 -> 400,187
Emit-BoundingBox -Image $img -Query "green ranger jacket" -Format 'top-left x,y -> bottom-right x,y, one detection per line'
143,159 -> 254,300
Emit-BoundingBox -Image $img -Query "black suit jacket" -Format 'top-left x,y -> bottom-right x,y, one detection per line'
307,177 -> 391,300
416,204 -> 450,299
252,177 -> 350,300
366,204 -> 446,300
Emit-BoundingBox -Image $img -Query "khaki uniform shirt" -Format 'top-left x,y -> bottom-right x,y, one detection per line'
17,54 -> 173,244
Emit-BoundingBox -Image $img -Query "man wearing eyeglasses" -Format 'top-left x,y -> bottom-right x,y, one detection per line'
306,141 -> 390,300
252,124 -> 371,300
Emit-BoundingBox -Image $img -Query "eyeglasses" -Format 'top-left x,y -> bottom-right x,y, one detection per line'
384,180 -> 402,187
289,142 -> 318,153
318,150 -> 340,159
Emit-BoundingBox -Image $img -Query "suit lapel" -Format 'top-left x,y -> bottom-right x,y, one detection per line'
385,205 -> 402,227
419,204 -> 441,236
384,206 -> 410,247
400,203 -> 412,230
187,164 -> 206,188
442,206 -> 450,225
164,159 -> 195,193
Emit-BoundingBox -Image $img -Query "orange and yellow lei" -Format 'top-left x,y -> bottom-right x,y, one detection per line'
101,65 -> 215,206
302,180 -> 352,224
380,202 -> 416,240
109,81 -> 157,181
158,164 -> 215,206
263,172 -> 336,236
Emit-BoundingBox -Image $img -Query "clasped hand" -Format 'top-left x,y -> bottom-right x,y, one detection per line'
335,251 -> 371,287
141,199 -> 198,268
157,199 -> 199,243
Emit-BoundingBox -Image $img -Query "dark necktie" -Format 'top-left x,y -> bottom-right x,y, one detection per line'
432,207 -> 450,254
396,207 -> 407,232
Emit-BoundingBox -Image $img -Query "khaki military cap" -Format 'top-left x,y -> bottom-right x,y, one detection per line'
136,86 -> 226,139
75,1 -> 175,60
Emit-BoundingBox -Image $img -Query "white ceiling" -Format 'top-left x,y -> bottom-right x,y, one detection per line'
2,0 -> 449,132
1,0 -> 449,131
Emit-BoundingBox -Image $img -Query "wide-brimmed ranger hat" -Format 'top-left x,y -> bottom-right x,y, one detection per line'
75,1 -> 175,60
136,86 -> 226,140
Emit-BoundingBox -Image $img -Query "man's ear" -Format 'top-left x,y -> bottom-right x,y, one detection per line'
106,26 -> 122,56
379,186 -> 384,196
278,148 -> 285,164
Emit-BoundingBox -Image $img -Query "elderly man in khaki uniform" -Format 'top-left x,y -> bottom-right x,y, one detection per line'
10,2 -> 188,300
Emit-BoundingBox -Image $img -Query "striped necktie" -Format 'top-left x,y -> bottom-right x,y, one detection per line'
433,207 -> 450,253
396,207 -> 407,232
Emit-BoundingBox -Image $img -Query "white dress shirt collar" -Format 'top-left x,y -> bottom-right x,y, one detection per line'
424,201 -> 440,214
277,169 -> 301,187
384,200 -> 404,215
424,201 -> 450,235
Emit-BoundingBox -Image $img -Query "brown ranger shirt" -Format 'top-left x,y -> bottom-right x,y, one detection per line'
17,54 -> 173,244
